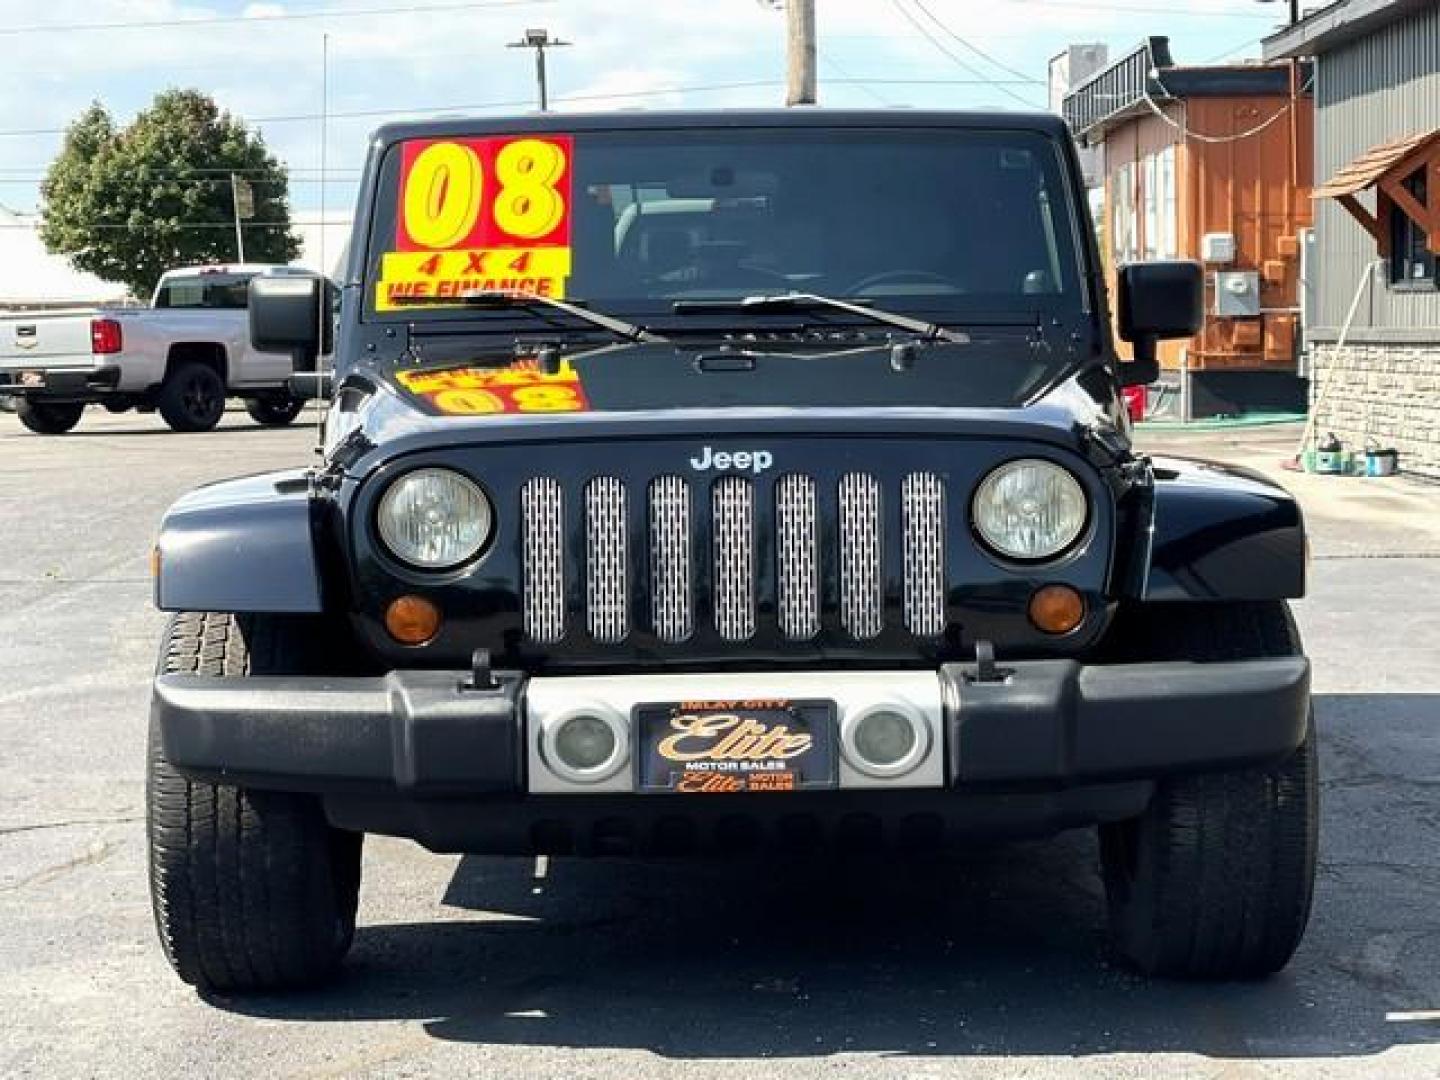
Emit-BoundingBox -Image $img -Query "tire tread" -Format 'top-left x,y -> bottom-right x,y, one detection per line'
147,611 -> 360,992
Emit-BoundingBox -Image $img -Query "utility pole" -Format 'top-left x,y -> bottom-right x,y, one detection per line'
786,0 -> 817,106
509,28 -> 570,112
228,173 -> 253,263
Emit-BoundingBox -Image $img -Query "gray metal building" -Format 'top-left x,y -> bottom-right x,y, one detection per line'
1266,0 -> 1440,479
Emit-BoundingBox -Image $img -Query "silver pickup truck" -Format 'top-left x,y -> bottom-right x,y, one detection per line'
0,264 -> 311,434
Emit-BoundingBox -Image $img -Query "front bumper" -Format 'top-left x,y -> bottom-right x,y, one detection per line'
154,657 -> 1310,849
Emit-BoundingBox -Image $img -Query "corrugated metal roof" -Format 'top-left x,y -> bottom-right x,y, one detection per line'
1312,129 -> 1440,197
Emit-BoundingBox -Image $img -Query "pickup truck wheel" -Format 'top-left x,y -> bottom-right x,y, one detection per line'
157,362 -> 225,432
1098,601 -> 1318,979
244,395 -> 305,427
16,399 -> 84,434
147,611 -> 362,992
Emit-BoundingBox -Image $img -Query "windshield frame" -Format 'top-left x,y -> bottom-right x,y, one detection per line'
354,120 -> 1097,331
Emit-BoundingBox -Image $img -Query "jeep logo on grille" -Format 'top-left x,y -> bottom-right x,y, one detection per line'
690,446 -> 774,474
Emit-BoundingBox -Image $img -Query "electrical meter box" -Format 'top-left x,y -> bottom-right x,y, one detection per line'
1214,271 -> 1261,318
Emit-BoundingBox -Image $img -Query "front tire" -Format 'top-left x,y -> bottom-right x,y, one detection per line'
1098,602 -> 1318,979
16,399 -> 84,434
147,611 -> 362,992
157,362 -> 225,432
244,395 -> 305,427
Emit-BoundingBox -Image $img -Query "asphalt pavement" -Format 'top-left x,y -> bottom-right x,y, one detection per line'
2,408 -> 1438,1078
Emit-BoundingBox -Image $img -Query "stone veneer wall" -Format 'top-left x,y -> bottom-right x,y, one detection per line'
1309,342 -> 1440,482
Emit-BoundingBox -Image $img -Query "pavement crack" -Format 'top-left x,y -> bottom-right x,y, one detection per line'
0,814 -> 141,837
0,838 -> 117,893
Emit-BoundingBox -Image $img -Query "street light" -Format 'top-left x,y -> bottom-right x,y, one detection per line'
508,28 -> 570,111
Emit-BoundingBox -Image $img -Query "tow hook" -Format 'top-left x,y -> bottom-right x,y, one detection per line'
464,648 -> 497,691
969,640 -> 1011,685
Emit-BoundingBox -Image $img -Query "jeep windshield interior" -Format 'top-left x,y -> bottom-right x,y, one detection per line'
363,127 -> 1087,325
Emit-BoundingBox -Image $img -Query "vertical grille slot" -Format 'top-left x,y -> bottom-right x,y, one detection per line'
585,477 -> 629,643
711,475 -> 756,642
520,478 -> 566,644
838,472 -> 883,640
901,472 -> 946,637
775,473 -> 820,640
649,476 -> 693,643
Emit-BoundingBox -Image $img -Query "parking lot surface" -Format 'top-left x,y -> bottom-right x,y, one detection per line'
2,409 -> 1438,1078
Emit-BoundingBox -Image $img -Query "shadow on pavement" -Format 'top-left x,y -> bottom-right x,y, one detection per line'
218,692 -> 1440,1063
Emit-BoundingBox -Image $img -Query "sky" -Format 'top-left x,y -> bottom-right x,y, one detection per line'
0,0 -> 1301,219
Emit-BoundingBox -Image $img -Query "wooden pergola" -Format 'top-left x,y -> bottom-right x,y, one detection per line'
1314,129 -> 1440,255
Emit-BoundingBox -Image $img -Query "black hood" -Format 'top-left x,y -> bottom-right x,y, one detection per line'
331,333 -> 1126,477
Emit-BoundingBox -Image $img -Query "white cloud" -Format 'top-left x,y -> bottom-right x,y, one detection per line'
0,0 -> 1277,215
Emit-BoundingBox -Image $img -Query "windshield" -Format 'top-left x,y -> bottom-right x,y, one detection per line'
363,126 -> 1088,323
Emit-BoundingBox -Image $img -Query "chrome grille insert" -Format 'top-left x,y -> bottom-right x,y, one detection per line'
902,472 -> 946,637
711,476 -> 756,642
838,472 -> 883,640
649,476 -> 693,643
585,477 -> 628,643
520,478 -> 566,644
775,473 -> 820,640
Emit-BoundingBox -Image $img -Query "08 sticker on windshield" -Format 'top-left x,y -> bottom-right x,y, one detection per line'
395,357 -> 590,416
376,136 -> 573,311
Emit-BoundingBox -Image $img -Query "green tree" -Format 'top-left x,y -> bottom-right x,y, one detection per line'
39,90 -> 300,297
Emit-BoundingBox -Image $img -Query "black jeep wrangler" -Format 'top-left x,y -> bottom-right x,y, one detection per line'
147,110 -> 1315,991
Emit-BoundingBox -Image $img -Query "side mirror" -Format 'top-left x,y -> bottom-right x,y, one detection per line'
249,273 -> 336,372
1116,261 -> 1203,387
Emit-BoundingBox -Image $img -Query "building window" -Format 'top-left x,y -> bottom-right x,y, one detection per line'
1390,168 -> 1437,289
1156,146 -> 1177,259
1112,162 -> 1137,265
1142,155 -> 1158,259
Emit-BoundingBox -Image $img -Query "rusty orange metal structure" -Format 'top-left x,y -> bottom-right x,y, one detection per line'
1065,39 -> 1314,381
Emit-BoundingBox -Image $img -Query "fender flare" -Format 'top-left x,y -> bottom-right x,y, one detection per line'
1127,456 -> 1306,602
154,469 -> 324,613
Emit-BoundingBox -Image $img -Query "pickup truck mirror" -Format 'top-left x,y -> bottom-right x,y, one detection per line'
1116,261 -> 1203,387
249,273 -> 336,371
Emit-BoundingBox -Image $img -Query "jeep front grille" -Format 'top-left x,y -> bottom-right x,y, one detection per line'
519,471 -> 949,646
775,473 -> 820,640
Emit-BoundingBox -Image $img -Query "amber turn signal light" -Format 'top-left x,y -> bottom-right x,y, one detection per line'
1029,585 -> 1085,635
385,595 -> 441,645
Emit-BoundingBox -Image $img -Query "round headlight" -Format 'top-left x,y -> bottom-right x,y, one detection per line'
377,468 -> 492,569
972,459 -> 1088,561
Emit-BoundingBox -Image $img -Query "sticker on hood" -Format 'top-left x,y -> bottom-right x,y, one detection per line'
395,357 -> 590,416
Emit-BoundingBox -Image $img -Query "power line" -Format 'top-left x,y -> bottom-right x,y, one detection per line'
887,0 -> 1042,109
0,77 -> 1041,141
0,0 -> 554,37
907,0 -> 1042,85
819,51 -> 893,107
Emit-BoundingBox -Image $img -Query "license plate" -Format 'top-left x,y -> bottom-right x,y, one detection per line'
18,370 -> 44,388
634,698 -> 837,794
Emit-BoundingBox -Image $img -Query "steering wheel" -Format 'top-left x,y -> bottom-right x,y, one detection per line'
846,269 -> 964,295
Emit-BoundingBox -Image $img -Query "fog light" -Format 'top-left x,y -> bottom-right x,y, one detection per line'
384,594 -> 441,645
843,704 -> 929,779
541,707 -> 628,784
1029,584 -> 1085,635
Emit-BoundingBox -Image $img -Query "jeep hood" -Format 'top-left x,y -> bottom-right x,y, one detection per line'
335,335 -> 1123,472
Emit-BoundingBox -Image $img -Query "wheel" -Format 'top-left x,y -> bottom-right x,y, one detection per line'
244,395 -> 305,427
16,399 -> 84,434
1098,601 -> 1318,980
157,362 -> 225,432
147,611 -> 362,992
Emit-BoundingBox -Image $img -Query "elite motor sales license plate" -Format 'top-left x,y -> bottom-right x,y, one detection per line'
634,698 -> 838,794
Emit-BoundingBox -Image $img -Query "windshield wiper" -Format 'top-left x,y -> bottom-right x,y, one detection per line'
392,290 -> 666,343
673,293 -> 969,344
